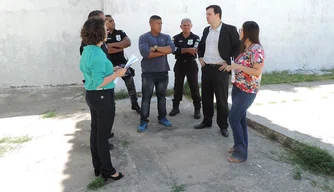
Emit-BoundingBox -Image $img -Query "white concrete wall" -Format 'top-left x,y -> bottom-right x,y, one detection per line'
1,0 -> 333,89
0,0 -> 103,88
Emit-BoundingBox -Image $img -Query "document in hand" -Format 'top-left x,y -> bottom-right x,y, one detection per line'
114,54 -> 139,84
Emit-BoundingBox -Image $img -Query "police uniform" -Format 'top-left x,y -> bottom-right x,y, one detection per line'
170,32 -> 202,116
106,29 -> 140,112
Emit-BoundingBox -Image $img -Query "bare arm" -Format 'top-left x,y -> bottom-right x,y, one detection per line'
156,46 -> 172,54
97,68 -> 127,88
108,37 -> 131,49
107,44 -> 123,54
148,51 -> 165,58
236,63 -> 263,77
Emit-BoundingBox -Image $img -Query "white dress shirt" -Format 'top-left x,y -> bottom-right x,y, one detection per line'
203,22 -> 225,64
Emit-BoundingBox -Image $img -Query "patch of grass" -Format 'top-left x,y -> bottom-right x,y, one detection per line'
0,136 -> 31,144
255,103 -> 263,105
87,177 -> 105,190
0,136 -> 32,157
267,133 -> 278,141
288,142 -> 334,176
172,184 -> 185,192
311,180 -> 317,187
120,139 -> 130,147
261,69 -> 334,85
0,146 -> 13,157
166,88 -> 174,97
42,111 -> 56,118
115,89 -> 129,100
293,166 -> 302,180
293,99 -> 301,102
308,86 -> 318,90
268,101 -> 277,104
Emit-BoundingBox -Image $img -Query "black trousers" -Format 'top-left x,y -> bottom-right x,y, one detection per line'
172,59 -> 201,109
122,75 -> 138,104
85,89 -> 116,176
201,64 -> 230,130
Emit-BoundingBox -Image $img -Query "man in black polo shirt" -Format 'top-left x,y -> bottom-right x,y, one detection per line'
105,15 -> 141,113
169,18 -> 202,119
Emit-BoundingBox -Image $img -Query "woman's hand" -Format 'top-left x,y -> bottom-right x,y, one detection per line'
113,66 -> 122,72
224,62 -> 240,72
115,68 -> 127,77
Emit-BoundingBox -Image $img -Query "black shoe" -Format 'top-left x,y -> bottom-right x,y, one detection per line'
109,143 -> 114,150
94,169 -> 100,177
103,172 -> 124,181
109,132 -> 114,139
194,123 -> 212,129
194,109 -> 201,119
131,102 -> 141,113
220,129 -> 229,137
169,107 -> 180,116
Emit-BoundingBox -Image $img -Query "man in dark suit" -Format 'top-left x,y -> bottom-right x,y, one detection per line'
194,5 -> 240,137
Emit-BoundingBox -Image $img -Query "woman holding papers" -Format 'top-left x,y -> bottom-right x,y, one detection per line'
79,17 -> 126,181
224,21 -> 265,163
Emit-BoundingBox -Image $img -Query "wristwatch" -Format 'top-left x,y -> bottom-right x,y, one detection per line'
154,45 -> 158,52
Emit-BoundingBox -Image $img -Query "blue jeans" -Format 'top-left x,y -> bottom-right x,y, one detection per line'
229,85 -> 256,161
141,72 -> 169,122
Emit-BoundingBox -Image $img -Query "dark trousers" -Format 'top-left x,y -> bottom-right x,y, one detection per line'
122,76 -> 138,104
86,89 -> 116,176
229,85 -> 256,160
141,72 -> 169,122
173,60 -> 201,109
201,65 -> 230,130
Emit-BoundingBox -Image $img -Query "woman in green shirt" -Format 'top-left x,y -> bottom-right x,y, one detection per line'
80,17 -> 126,181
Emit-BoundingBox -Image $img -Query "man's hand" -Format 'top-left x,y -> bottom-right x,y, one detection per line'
188,48 -> 197,55
199,58 -> 205,67
218,62 -> 228,71
150,47 -> 155,52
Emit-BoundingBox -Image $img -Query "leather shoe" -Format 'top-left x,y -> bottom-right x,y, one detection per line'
194,109 -> 201,119
220,129 -> 229,137
194,123 -> 211,129
109,132 -> 114,139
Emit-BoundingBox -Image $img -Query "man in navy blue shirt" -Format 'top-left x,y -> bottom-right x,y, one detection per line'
137,15 -> 175,132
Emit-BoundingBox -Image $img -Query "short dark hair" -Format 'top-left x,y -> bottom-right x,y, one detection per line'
105,14 -> 112,18
80,17 -> 106,45
149,15 -> 162,22
206,5 -> 222,19
87,10 -> 104,19
240,21 -> 261,53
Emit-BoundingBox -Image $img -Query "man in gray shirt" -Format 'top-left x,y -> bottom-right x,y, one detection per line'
137,15 -> 175,132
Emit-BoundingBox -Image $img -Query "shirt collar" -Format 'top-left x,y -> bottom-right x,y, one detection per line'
209,22 -> 222,32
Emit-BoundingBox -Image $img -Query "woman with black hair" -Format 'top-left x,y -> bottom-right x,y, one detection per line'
225,21 -> 265,163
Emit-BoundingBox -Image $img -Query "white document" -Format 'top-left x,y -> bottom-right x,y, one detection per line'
114,54 -> 139,84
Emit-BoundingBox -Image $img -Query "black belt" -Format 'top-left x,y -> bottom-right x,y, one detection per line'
205,63 -> 220,67
177,59 -> 195,63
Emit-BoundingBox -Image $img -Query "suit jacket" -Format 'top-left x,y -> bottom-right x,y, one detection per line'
198,22 -> 240,65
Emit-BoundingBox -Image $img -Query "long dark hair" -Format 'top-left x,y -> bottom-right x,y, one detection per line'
240,21 -> 261,53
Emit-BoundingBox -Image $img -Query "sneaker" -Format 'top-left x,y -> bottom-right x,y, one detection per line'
137,121 -> 148,133
158,117 -> 172,127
